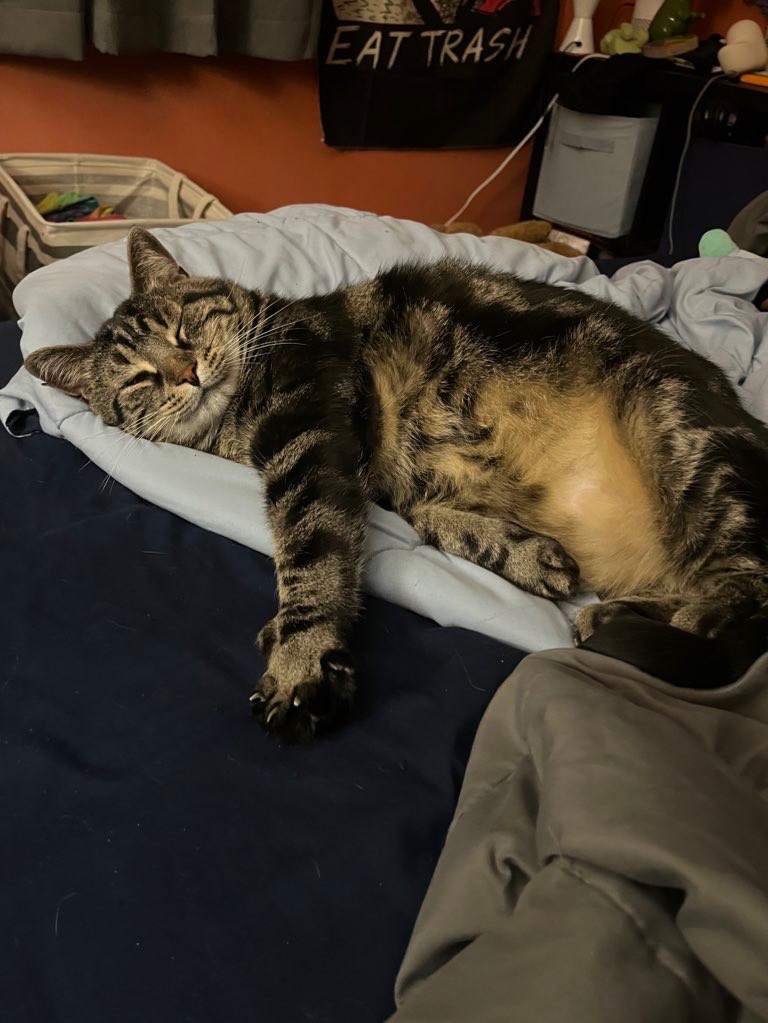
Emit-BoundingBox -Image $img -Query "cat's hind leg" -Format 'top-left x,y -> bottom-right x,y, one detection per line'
573,596 -> 682,644
406,503 -> 581,600
573,578 -> 768,669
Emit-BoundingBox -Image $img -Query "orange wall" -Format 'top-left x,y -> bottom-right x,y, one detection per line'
0,1 -> 760,231
697,0 -> 766,36
0,50 -> 538,231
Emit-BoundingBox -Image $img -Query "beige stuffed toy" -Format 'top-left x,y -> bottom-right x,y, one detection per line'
430,219 -> 583,257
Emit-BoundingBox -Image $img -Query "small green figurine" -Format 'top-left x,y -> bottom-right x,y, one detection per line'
648,0 -> 705,43
601,22 -> 649,55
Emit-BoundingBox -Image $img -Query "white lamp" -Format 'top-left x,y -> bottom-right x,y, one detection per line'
559,0 -> 600,54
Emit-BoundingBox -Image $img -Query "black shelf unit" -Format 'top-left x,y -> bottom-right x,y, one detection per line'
521,55 -> 768,257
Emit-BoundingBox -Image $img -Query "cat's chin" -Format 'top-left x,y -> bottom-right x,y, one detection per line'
200,373 -> 224,396
169,373 -> 237,444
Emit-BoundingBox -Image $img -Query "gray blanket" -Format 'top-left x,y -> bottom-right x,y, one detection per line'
388,649 -> 768,1023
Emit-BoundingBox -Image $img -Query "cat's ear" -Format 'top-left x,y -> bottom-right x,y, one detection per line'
24,343 -> 95,399
128,226 -> 188,294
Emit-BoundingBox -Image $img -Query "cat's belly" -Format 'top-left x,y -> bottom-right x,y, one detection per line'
534,464 -> 670,596
499,392 -> 674,596
372,360 -> 676,596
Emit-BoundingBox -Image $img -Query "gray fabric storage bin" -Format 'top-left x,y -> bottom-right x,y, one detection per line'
533,105 -> 660,239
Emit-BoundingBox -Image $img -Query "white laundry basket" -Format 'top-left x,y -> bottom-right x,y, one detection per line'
0,153 -> 232,294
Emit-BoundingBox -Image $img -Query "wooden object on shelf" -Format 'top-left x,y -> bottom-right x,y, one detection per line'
643,36 -> 699,58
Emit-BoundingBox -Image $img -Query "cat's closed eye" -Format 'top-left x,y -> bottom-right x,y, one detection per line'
175,319 -> 192,350
123,370 -> 158,389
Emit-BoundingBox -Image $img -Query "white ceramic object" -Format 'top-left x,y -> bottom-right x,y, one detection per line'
718,19 -> 768,75
559,0 -> 600,54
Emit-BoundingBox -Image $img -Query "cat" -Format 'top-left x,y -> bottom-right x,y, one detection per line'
25,227 -> 768,741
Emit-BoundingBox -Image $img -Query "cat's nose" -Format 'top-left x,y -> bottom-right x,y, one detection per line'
178,360 -> 199,387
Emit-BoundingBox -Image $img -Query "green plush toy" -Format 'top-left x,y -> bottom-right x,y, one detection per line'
699,229 -> 738,258
601,22 -> 649,55
649,0 -> 705,44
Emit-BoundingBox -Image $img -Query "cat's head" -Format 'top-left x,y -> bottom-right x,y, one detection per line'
25,227 -> 251,444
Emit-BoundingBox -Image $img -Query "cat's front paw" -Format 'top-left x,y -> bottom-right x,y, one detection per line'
250,628 -> 355,743
515,534 -> 580,600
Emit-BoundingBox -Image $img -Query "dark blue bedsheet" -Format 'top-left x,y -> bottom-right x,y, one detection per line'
0,321 -> 525,1023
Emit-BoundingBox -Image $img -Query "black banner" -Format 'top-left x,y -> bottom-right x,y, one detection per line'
318,0 -> 560,149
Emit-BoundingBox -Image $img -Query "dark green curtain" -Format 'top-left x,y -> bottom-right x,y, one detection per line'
0,0 -> 322,60
0,0 -> 85,58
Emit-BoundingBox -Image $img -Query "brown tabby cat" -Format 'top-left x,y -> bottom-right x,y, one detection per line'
25,228 -> 768,740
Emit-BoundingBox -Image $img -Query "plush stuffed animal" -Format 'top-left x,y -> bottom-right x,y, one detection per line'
430,219 -> 583,257
601,22 -> 649,55
431,222 -> 485,236
718,20 -> 768,75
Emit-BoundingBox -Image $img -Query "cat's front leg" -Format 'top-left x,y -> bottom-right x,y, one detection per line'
251,615 -> 357,743
406,502 -> 580,599
248,391 -> 367,743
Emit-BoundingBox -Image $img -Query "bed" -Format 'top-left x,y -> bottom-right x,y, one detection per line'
0,320 -> 529,1023
3,206 -> 768,1022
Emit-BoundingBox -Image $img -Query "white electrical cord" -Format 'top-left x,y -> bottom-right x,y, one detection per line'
666,71 -> 727,256
444,96 -> 559,225
444,52 -> 605,226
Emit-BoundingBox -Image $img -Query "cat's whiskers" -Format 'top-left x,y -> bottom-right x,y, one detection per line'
215,315 -> 262,366
222,314 -> 307,359
225,294 -> 305,350
222,295 -> 300,351
241,336 -> 305,361
83,400 -> 175,474
242,340 -> 308,360
254,295 -> 289,329
96,402 -> 179,493
222,339 -> 308,372
211,293 -> 307,370
255,294 -> 303,330
102,395 -> 189,493
231,319 -> 311,357
218,322 -> 310,371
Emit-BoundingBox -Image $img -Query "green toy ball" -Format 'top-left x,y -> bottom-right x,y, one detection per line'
699,229 -> 738,258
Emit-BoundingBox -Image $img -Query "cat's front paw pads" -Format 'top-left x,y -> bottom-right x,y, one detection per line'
521,535 -> 581,600
250,643 -> 356,744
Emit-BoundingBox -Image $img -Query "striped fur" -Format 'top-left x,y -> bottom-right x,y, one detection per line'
26,228 -> 768,740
